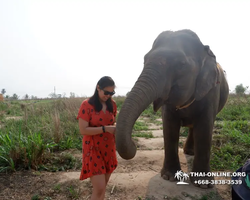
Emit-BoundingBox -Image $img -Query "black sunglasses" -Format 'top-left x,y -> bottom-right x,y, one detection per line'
102,89 -> 115,96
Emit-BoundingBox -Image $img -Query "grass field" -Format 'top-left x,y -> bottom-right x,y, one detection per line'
0,94 -> 250,173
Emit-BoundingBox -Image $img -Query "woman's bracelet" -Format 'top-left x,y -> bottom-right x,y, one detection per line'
102,126 -> 106,133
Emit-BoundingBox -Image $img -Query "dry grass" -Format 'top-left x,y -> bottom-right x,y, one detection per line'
52,110 -> 61,144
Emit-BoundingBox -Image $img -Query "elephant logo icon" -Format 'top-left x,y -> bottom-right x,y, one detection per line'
175,170 -> 189,185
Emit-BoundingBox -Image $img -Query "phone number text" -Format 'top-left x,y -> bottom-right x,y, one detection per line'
194,180 -> 242,185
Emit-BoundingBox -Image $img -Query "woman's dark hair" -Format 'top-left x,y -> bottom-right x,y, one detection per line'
88,76 -> 115,112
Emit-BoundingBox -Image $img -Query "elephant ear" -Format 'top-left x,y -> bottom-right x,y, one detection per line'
195,45 -> 219,101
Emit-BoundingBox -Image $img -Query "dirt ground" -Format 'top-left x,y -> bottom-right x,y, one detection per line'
0,119 -> 232,200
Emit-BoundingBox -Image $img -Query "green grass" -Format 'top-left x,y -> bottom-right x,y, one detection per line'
67,185 -> 79,199
0,98 -> 83,172
113,96 -> 125,111
53,184 -> 61,191
1,94 -> 250,173
31,194 -> 40,200
132,131 -> 154,138
38,152 -> 81,172
141,103 -> 162,120
133,120 -> 149,131
210,117 -> 250,171
0,130 -> 56,172
0,101 -> 23,119
216,94 -> 250,121
180,127 -> 189,137
132,118 -> 153,138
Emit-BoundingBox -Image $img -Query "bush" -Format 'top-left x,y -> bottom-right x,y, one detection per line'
235,84 -> 248,95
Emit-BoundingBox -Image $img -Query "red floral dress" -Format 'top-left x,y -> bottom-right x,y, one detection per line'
77,99 -> 118,180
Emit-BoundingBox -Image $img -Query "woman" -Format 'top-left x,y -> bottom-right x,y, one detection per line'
77,76 -> 117,200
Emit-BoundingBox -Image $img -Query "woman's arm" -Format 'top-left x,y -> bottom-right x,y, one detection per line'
79,118 -> 116,136
79,118 -> 103,136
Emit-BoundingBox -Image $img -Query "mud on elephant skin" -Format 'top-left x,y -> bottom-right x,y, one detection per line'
115,29 -> 229,188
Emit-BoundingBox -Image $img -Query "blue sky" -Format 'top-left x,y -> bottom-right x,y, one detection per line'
0,0 -> 250,98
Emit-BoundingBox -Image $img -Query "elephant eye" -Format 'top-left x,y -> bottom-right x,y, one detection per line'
177,61 -> 186,69
181,61 -> 186,66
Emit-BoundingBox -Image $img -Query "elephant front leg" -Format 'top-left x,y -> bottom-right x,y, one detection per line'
190,121 -> 214,188
161,107 -> 181,181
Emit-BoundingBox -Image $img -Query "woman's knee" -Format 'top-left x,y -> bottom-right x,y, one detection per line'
91,175 -> 106,196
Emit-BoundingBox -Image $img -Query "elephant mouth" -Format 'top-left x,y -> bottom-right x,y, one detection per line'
167,85 -> 195,109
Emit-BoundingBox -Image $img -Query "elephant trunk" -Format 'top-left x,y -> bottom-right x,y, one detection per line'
116,67 -> 165,159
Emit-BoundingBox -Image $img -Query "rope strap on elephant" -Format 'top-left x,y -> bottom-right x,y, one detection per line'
176,99 -> 195,110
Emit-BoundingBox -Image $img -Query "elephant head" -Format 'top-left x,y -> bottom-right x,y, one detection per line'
116,29 -> 219,159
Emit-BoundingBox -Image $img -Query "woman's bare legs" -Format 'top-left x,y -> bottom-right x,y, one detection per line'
105,173 -> 111,184
90,173 -> 112,200
90,174 -> 106,200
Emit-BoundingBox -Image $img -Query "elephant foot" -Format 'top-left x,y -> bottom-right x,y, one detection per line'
183,148 -> 194,155
161,168 -> 180,182
190,175 -> 214,189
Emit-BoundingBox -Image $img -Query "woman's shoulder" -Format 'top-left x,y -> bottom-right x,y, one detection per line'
81,99 -> 94,108
111,98 -> 117,105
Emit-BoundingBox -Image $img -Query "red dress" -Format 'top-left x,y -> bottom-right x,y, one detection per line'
77,99 -> 118,180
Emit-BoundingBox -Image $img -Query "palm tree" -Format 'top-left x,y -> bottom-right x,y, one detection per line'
174,170 -> 183,180
175,170 -> 189,184
183,173 -> 189,181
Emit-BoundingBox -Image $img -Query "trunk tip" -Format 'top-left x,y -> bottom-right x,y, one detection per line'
116,140 -> 137,160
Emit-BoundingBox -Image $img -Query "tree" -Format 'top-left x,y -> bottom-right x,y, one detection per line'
70,92 -> 75,98
49,92 -> 57,98
235,84 -> 248,95
1,89 -> 6,95
24,94 -> 29,100
12,93 -> 19,100
31,95 -> 38,99
62,92 -> 66,98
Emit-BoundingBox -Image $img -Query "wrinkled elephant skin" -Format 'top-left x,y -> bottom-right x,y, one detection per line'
115,29 -> 229,188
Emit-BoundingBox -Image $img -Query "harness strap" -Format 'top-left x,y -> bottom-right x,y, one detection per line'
176,99 -> 195,110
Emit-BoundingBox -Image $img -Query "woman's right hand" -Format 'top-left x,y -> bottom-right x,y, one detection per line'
105,125 -> 116,134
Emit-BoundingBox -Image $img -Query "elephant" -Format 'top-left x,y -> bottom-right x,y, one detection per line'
115,29 -> 229,188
